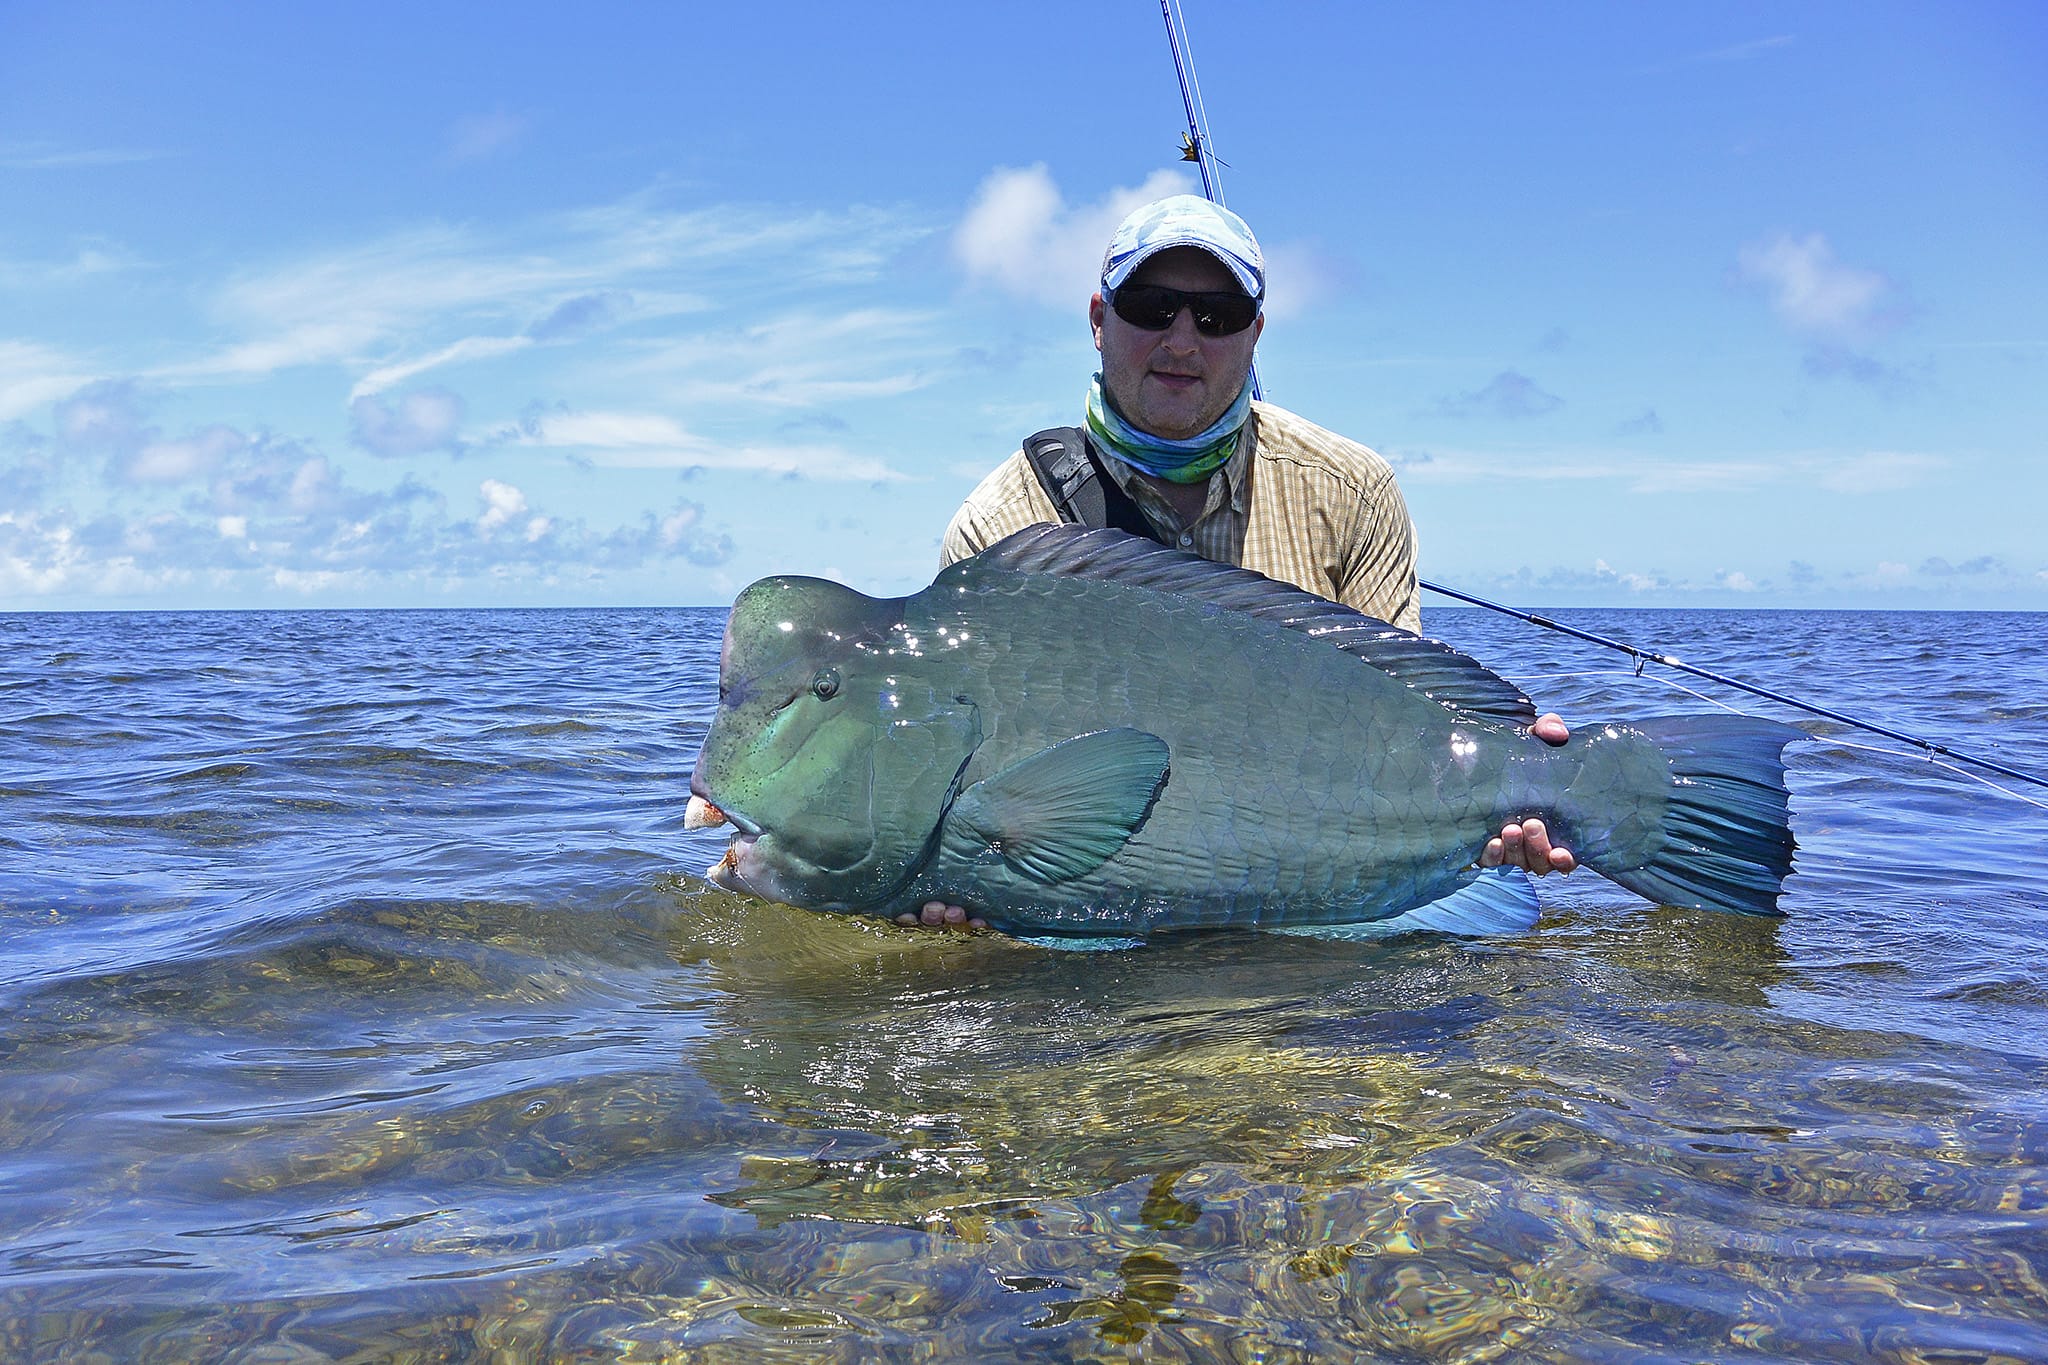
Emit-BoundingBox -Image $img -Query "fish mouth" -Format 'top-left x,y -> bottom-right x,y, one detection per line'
686,781 -> 769,894
686,774 -> 761,837
706,831 -> 761,893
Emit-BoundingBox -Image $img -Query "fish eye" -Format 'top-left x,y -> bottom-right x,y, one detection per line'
811,668 -> 840,700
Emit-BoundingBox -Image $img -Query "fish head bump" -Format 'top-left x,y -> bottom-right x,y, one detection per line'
690,574 -> 982,912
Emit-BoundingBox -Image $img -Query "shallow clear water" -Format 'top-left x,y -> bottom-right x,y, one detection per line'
3,605 -> 2046,1362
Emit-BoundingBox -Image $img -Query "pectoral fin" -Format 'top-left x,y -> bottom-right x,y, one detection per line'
1273,868 -> 1541,941
944,728 -> 1170,884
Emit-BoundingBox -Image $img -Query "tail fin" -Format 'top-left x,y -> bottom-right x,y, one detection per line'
1585,715 -> 1803,917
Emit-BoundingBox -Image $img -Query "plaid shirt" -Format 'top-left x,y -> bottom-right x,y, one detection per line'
940,401 -> 1422,633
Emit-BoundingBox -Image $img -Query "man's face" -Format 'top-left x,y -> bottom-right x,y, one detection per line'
1091,246 -> 1264,443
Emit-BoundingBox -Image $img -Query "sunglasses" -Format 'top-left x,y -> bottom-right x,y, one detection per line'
1107,284 -> 1262,337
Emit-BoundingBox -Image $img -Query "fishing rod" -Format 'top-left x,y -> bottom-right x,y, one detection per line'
1156,5 -> 2048,797
1160,0 -> 1261,403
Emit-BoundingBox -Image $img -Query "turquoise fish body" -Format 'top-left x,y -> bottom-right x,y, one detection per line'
691,526 -> 1799,940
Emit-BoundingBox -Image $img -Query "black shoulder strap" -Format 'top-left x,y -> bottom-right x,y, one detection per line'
1020,427 -> 1164,545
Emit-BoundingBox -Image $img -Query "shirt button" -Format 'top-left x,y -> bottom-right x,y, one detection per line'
1178,533 -> 1194,547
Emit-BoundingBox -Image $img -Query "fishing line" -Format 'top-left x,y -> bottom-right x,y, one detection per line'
1510,668 -> 2048,812
1153,12 -> 2048,800
1427,582 -> 2048,794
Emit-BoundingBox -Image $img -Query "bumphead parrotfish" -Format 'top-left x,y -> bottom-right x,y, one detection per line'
687,526 -> 1800,942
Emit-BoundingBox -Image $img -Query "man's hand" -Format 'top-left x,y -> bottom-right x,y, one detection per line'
1479,713 -> 1578,876
895,901 -> 988,930
1480,818 -> 1577,876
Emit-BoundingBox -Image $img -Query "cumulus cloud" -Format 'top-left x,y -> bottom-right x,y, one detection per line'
476,478 -> 528,532
1738,232 -> 1899,343
52,379 -> 243,485
1919,555 -> 2003,577
55,378 -> 151,454
0,439 -> 736,603
0,422 -> 54,509
129,424 -> 246,483
350,388 -> 468,456
953,164 -> 1194,308
1431,371 -> 1563,420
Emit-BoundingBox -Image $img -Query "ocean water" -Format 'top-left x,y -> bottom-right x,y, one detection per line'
3,603 -> 2046,1363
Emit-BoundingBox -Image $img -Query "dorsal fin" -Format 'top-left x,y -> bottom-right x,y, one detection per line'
951,524 -> 1539,728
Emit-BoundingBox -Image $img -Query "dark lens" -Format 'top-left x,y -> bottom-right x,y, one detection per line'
1189,293 -> 1259,336
1110,285 -> 1258,336
1110,285 -> 1184,330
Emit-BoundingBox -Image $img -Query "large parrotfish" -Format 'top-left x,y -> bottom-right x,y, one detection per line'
687,526 -> 1799,943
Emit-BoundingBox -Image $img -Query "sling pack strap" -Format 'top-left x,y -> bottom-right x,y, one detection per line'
1020,427 -> 1165,545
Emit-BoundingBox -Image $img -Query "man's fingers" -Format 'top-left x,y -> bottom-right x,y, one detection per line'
896,901 -> 987,931
1517,818 -> 1578,877
1532,713 -> 1570,747
1480,819 -> 1578,876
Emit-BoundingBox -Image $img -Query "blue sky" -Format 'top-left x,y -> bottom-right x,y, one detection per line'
2,2 -> 2042,612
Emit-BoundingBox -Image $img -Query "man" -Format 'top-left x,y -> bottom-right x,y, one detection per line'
908,195 -> 1571,930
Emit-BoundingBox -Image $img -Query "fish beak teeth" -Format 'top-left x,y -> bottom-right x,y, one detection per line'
684,795 -> 729,831
707,842 -> 741,884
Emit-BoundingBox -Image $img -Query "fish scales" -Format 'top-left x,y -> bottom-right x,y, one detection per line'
689,526 -> 1800,940
901,572 -> 1506,924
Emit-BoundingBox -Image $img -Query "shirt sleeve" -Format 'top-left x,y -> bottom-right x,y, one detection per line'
940,451 -> 1062,568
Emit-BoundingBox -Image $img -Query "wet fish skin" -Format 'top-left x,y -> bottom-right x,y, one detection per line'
689,527 -> 1799,939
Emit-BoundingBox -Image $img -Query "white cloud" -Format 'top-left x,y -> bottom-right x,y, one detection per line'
0,341 -> 93,421
533,411 -> 692,448
1809,451 -> 1943,493
954,164 -> 1194,307
477,479 -> 528,532
521,408 -> 911,482
628,306 -> 946,411
350,388 -> 468,456
129,424 -> 245,483
1590,558 -> 1665,593
1738,232 -> 1895,341
0,241 -> 143,290
154,198 -> 921,387
350,336 -> 532,400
